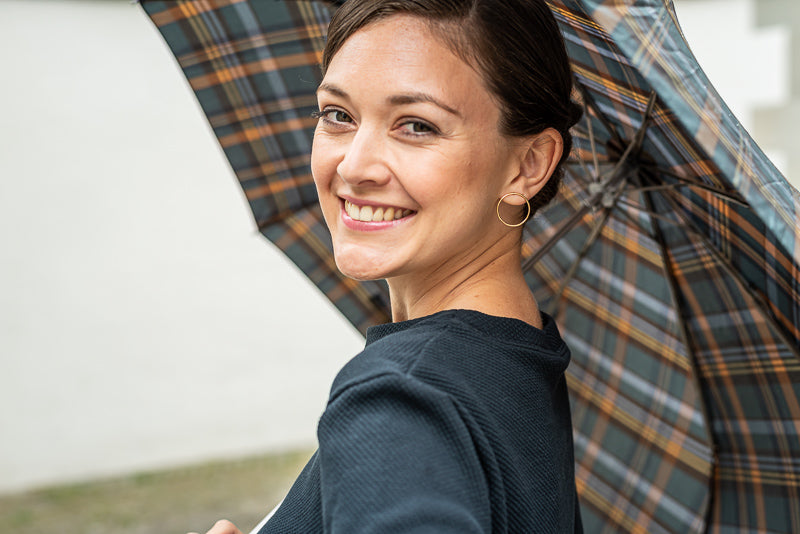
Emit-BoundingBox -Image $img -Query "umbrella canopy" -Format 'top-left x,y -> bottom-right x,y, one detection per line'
141,0 -> 800,532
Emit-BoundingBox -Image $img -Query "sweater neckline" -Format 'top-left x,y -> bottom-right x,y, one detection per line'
365,309 -> 565,353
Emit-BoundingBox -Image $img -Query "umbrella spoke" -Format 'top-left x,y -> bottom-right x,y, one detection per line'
575,83 -> 625,148
567,158 -> 595,186
614,199 -> 659,234
545,207 -> 612,317
638,165 -> 750,207
630,92 -> 658,151
616,197 -> 681,228
625,182 -> 749,208
580,89 -> 601,179
568,124 -> 591,138
521,204 -> 592,272
600,91 -> 657,183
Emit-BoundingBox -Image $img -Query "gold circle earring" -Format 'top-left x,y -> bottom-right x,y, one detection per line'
496,192 -> 531,227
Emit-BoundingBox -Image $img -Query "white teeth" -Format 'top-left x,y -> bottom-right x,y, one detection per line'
344,200 -> 412,222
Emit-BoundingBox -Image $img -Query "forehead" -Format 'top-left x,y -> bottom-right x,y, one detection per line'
321,15 -> 494,110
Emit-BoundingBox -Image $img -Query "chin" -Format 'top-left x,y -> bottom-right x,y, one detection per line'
335,257 -> 386,282
333,245 -> 394,282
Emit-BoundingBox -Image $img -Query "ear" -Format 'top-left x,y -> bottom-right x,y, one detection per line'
504,128 -> 563,205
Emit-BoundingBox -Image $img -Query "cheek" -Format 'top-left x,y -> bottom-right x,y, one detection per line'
402,150 -> 466,198
424,149 -> 498,200
311,139 -> 340,198
310,134 -> 330,185
310,138 -> 341,224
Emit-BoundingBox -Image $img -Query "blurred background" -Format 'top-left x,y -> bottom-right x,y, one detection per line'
0,0 -> 797,532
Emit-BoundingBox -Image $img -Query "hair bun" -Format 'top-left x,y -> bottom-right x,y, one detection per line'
567,100 -> 583,130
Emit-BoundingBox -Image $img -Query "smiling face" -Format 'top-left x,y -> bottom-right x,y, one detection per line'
311,15 -> 529,282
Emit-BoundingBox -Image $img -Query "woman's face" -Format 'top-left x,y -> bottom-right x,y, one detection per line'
311,15 -> 527,282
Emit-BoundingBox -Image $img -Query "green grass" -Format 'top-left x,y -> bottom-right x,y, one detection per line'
0,449 -> 313,534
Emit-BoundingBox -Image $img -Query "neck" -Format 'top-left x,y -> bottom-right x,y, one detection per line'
386,233 -> 542,329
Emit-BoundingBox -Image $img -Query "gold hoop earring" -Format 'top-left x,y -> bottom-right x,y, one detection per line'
496,192 -> 531,228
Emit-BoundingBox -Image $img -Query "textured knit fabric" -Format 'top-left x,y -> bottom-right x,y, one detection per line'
260,309 -> 582,533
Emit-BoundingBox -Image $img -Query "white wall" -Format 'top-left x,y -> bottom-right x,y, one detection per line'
0,0 -> 362,494
674,0 -> 793,183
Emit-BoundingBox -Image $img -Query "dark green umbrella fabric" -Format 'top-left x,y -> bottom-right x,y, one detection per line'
539,3 -> 800,532
141,1 -> 800,532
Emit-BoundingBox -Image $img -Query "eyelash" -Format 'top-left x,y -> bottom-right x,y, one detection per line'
311,108 -> 351,124
312,107 -> 440,137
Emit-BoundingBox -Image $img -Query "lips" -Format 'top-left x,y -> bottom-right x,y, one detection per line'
344,199 -> 414,222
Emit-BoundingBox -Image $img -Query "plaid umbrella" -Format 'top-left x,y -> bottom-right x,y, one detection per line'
141,0 -> 800,532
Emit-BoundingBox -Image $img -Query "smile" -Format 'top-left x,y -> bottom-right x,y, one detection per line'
344,199 -> 414,222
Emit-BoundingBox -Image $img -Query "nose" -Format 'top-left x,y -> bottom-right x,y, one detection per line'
336,126 -> 392,187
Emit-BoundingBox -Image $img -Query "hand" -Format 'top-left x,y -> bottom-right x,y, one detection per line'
187,519 -> 243,534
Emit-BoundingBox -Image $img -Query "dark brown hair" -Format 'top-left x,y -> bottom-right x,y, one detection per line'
322,0 -> 582,215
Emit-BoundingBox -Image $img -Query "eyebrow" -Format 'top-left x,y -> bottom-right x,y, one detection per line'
317,82 -> 348,99
317,82 -> 462,118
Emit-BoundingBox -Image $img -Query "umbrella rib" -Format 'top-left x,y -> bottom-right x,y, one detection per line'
616,198 -> 681,227
545,207 -> 612,316
521,203 -> 592,273
626,182 -> 749,208
568,159 -> 596,186
631,92 -> 658,152
638,166 -> 750,207
600,92 -> 657,183
659,190 -> 800,360
576,83 -> 626,147
580,91 -> 601,179
614,199 -> 660,231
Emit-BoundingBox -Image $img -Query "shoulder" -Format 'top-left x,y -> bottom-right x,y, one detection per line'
320,312 -> 492,446
329,312 -> 460,399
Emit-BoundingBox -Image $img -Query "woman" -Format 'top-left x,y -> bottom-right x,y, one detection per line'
192,0 -> 583,532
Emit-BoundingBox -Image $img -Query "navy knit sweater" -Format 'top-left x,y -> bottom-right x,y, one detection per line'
260,309 -> 582,533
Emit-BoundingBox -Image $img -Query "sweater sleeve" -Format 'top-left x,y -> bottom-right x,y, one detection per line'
317,373 -> 492,534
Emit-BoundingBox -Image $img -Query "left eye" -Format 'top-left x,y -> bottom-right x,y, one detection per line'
399,121 -> 435,134
326,110 -> 353,123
